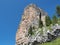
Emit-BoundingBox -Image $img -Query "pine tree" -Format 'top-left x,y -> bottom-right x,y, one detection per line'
52,15 -> 58,25
45,16 -> 51,26
56,6 -> 60,16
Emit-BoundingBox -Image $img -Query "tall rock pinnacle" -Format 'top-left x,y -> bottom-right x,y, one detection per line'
16,4 -> 47,45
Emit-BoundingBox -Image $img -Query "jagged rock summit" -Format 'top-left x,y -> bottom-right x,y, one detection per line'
16,4 -> 47,45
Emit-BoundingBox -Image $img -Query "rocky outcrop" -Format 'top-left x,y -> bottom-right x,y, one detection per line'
16,4 -> 60,45
16,4 -> 47,45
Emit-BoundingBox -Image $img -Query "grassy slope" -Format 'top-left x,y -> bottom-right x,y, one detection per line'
40,37 -> 60,45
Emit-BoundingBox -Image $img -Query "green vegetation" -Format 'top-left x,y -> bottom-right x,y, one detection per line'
28,5 -> 60,45
56,5 -> 60,24
32,26 -> 35,30
39,5 -> 60,45
46,25 -> 52,31
28,26 -> 34,36
45,16 -> 51,26
56,6 -> 60,16
38,28 -> 43,34
58,18 -> 60,25
40,37 -> 60,45
52,15 -> 58,25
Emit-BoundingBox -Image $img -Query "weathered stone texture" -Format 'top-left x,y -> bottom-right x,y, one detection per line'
16,4 -> 47,45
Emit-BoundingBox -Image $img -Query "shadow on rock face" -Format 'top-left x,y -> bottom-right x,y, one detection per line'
47,29 -> 60,42
54,29 -> 60,36
32,41 -> 40,45
47,33 -> 57,42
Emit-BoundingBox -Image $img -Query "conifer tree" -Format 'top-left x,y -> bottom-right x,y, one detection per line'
45,16 -> 51,26
52,15 -> 58,25
56,6 -> 60,16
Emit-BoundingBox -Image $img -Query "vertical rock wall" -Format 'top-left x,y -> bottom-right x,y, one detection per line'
16,4 -> 47,45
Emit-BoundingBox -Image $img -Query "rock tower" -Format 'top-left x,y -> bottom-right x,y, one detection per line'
16,4 -> 47,45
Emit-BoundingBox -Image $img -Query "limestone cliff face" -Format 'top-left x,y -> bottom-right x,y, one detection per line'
16,4 -> 47,45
